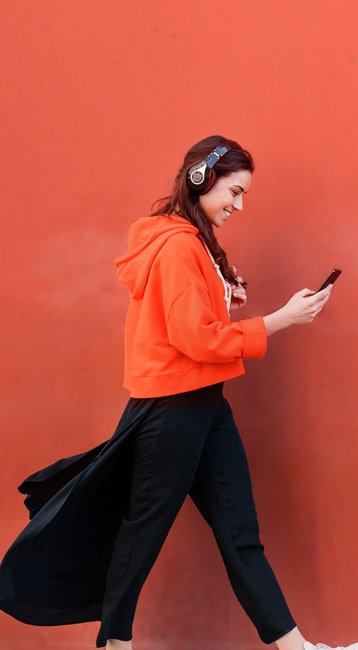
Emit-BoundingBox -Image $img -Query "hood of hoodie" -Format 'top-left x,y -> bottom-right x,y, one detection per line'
113,214 -> 200,299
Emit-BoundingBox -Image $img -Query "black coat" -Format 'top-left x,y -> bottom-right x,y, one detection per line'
0,396 -> 155,627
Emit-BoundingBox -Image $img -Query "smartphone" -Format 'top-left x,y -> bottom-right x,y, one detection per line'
315,268 -> 342,293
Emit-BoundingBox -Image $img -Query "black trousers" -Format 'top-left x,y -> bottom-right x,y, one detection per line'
96,381 -> 296,647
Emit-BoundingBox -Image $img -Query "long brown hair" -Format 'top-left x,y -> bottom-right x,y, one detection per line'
150,134 -> 255,287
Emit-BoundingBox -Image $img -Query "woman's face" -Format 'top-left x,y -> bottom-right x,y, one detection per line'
198,169 -> 252,228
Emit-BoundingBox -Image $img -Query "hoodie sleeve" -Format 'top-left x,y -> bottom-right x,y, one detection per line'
166,281 -> 267,363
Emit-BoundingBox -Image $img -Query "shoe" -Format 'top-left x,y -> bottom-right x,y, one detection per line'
304,641 -> 358,650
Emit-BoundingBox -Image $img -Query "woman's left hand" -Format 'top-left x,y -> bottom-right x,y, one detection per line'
229,266 -> 247,311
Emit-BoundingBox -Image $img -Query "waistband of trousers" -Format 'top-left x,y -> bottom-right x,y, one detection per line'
128,381 -> 225,408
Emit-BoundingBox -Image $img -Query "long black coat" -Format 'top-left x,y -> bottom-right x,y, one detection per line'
0,396 -> 155,627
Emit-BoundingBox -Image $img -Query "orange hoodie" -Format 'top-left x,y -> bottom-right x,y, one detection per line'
113,213 -> 267,398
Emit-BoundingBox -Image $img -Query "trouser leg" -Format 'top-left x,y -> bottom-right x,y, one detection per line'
96,383 -> 223,648
189,397 -> 297,644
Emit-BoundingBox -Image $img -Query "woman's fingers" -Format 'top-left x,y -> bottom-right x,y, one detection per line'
231,287 -> 247,309
231,265 -> 244,282
232,288 -> 246,298
230,267 -> 247,309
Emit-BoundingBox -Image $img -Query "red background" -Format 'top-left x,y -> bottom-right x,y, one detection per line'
1,1 -> 357,648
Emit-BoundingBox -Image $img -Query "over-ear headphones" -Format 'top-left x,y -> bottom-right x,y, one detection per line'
187,145 -> 231,194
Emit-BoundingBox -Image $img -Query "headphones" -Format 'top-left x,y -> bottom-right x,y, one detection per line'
187,145 -> 231,194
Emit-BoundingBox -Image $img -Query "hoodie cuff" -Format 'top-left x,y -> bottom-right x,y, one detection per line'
237,316 -> 267,359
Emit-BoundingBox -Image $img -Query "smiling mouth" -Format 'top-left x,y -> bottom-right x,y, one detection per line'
224,209 -> 231,217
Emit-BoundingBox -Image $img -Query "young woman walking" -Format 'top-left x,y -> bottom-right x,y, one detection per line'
0,135 -> 355,650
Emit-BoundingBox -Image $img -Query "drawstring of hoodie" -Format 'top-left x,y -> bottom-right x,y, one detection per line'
201,241 -> 232,314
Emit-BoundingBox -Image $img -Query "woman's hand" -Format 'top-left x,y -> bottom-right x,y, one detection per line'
229,266 -> 247,311
280,284 -> 333,325
263,284 -> 333,336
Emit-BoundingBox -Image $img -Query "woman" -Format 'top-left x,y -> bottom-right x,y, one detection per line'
0,135 -> 354,650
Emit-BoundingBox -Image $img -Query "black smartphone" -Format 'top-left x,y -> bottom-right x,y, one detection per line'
315,268 -> 342,293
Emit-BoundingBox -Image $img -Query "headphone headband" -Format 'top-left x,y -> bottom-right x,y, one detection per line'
204,146 -> 230,169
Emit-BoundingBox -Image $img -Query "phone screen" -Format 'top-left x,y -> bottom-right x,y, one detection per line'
315,269 -> 342,293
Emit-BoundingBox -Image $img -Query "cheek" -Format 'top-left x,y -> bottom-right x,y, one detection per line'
200,186 -> 228,213
201,191 -> 217,210
219,191 -> 232,207
211,188 -> 227,206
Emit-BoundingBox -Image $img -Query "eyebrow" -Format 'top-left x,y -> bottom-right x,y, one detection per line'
232,185 -> 248,193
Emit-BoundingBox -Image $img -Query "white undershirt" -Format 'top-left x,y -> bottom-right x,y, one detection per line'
202,241 -> 232,314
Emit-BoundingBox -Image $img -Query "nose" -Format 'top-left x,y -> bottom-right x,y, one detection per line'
232,194 -> 243,211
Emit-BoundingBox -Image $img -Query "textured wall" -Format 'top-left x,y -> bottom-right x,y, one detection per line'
1,0 -> 357,648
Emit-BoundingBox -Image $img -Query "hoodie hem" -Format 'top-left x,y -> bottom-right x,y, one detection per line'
123,362 -> 246,398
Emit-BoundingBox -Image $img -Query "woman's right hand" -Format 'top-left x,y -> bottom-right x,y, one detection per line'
281,284 -> 333,326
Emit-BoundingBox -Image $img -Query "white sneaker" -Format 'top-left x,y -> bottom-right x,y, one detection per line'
304,641 -> 358,650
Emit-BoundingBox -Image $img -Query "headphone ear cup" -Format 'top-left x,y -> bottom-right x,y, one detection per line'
187,165 -> 205,191
200,168 -> 216,194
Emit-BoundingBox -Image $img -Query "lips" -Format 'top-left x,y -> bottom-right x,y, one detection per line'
224,209 -> 231,217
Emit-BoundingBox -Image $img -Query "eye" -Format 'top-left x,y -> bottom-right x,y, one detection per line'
231,190 -> 241,198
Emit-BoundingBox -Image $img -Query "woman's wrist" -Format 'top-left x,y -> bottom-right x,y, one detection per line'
262,307 -> 291,337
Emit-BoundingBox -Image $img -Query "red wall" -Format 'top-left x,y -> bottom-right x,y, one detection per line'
1,1 -> 357,648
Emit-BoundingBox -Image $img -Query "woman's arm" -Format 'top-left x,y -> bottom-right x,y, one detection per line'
263,285 -> 333,336
229,276 -> 333,336
262,308 -> 291,336
166,281 -> 267,363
